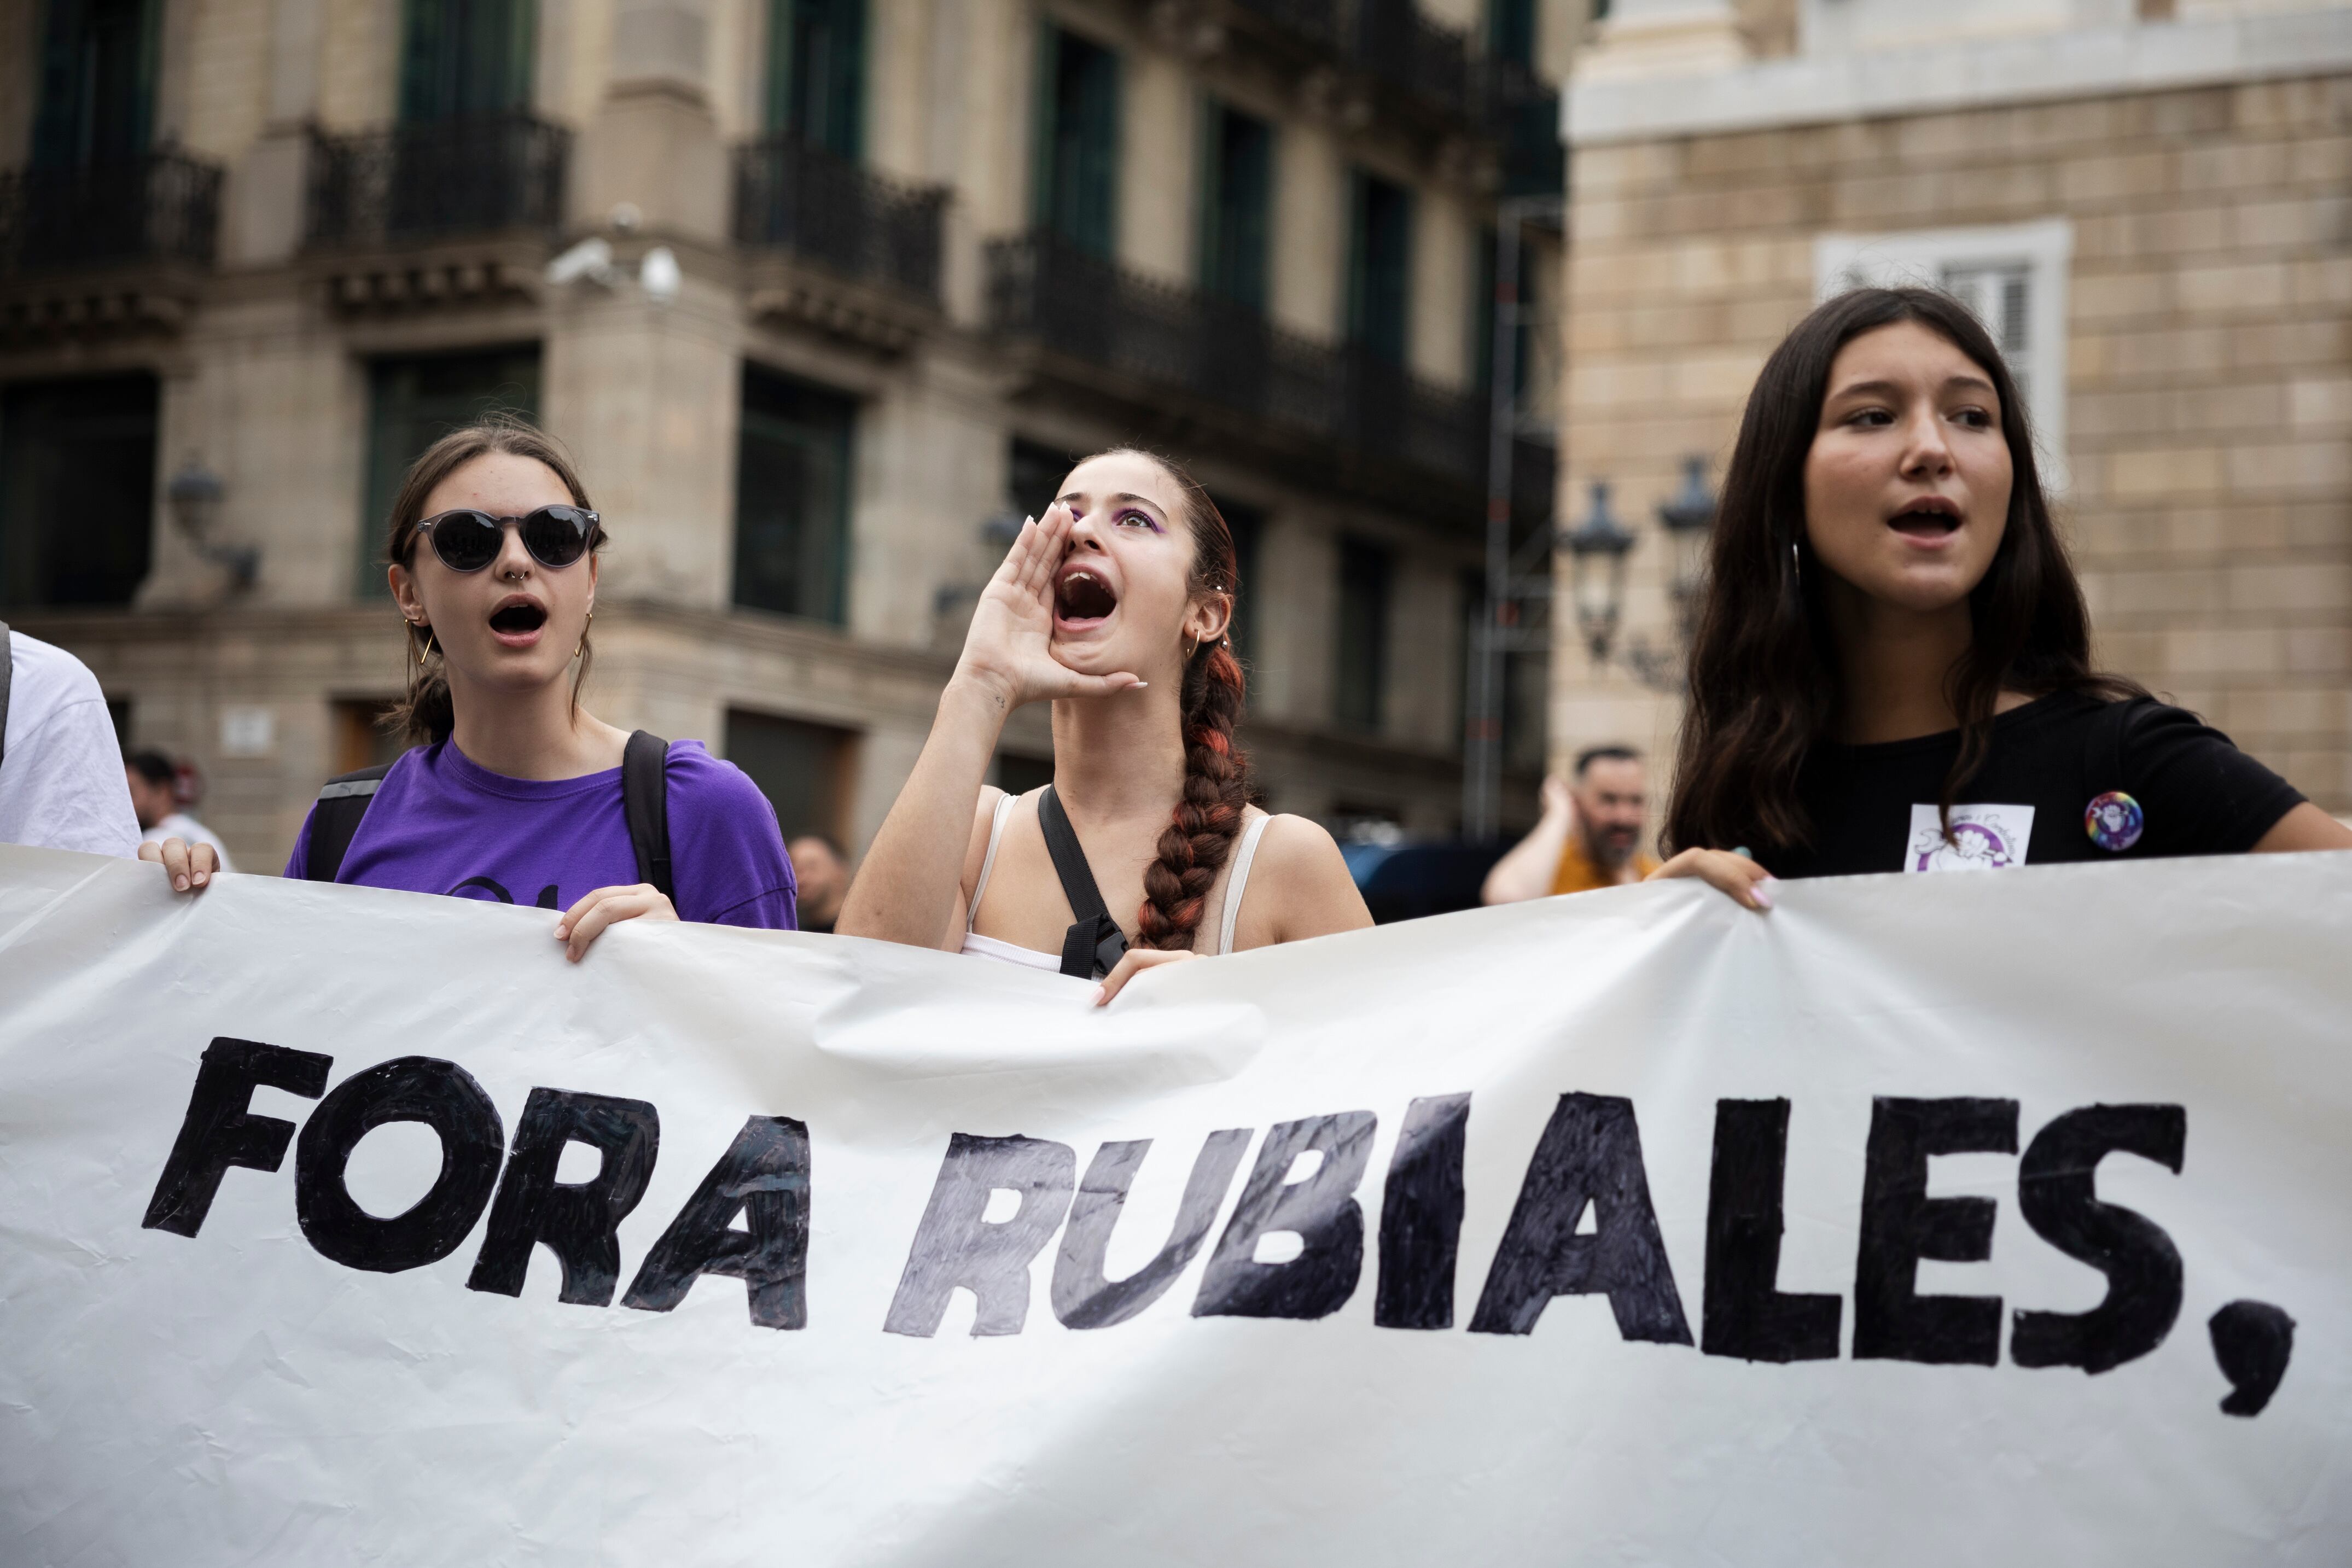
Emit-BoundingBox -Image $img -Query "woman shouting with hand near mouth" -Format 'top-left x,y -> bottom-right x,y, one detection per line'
142,418 -> 796,955
839,448 -> 1370,1002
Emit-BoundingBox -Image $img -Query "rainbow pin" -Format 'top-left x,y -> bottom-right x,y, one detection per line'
2085,791 -> 2144,853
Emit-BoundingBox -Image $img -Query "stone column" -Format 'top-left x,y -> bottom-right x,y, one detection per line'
574,0 -> 729,241
222,0 -> 324,265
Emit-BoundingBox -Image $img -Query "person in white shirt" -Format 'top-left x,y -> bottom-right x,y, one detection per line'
0,626 -> 143,859
125,749 -> 236,873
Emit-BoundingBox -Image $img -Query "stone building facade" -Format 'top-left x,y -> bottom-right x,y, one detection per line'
1553,0 -> 2352,820
0,0 -> 1574,871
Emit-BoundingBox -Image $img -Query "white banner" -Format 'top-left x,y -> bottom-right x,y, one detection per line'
2,845 -> 2347,1565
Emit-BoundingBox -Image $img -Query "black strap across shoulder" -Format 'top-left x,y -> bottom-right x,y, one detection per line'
0,617 -> 12,774
621,729 -> 673,903
1037,784 -> 1130,981
304,730 -> 672,901
305,761 -> 400,882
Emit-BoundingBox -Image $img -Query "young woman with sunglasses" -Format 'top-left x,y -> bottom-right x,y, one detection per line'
144,419 -> 797,954
1651,285 -> 2351,910
839,448 -> 1372,1003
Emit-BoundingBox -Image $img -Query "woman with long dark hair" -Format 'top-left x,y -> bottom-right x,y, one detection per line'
1654,285 -> 2349,904
839,448 -> 1371,1001
143,418 -> 796,953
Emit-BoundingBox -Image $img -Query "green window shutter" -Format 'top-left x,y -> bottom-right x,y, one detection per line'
399,0 -> 533,123
1488,0 -> 1536,67
733,365 -> 856,626
1198,100 -> 1271,313
31,0 -> 159,167
767,0 -> 866,156
0,374 -> 159,608
1334,538 -> 1392,731
1346,171 -> 1413,365
1036,27 -> 1117,257
358,347 -> 542,599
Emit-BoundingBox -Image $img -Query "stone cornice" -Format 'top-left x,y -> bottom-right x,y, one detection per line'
1567,5 -> 2352,146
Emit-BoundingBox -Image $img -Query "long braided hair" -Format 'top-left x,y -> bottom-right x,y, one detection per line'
1115,451 -> 1251,951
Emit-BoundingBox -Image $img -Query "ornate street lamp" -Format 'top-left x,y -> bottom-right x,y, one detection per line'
1563,478 -> 1634,662
1654,454 -> 1718,641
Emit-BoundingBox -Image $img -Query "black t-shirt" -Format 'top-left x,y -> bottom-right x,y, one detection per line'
1758,692 -> 2305,880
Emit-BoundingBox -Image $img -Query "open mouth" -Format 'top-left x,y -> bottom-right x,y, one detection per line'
1888,500 -> 1961,539
1054,566 -> 1119,626
489,601 -> 548,636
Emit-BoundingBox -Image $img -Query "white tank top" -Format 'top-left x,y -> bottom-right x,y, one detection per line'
960,792 -> 1272,972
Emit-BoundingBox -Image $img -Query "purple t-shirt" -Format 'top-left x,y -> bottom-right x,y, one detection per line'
284,739 -> 797,929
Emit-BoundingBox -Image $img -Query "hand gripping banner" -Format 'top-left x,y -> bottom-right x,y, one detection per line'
1,845 -> 2346,1565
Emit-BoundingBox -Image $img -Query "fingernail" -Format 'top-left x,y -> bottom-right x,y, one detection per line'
553,924 -> 567,939
174,876 -> 188,891
1131,681 -> 1148,690
193,872 -> 208,885
1092,985 -> 1107,1006
1752,878 -> 1777,911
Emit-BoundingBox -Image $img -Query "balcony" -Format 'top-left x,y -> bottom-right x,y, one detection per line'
987,232 -> 1486,494
1483,61 -> 1565,199
305,113 -> 569,250
1231,0 -> 1340,45
0,152 -> 222,275
731,134 -> 948,303
1353,0 -> 1474,121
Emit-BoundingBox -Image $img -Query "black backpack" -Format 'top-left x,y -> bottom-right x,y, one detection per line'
304,728 -> 674,901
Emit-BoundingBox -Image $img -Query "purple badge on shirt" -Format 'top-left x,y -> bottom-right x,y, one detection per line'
2085,791 -> 2144,853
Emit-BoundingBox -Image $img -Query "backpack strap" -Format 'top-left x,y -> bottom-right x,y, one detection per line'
0,619 -> 13,775
1037,783 -> 1130,980
306,762 -> 399,881
621,730 -> 673,904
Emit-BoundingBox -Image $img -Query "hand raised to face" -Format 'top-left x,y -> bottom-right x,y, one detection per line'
953,502 -> 1144,712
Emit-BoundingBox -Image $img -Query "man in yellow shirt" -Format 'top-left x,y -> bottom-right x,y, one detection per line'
1480,745 -> 1658,902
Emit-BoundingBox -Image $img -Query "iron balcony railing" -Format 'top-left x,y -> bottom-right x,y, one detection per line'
1353,0 -> 1473,119
988,232 -> 1486,487
1483,60 -> 1565,198
0,151 -> 222,274
305,113 -> 569,249
732,133 -> 948,301
1232,0 -> 1340,45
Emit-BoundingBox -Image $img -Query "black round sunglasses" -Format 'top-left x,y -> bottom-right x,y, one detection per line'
415,505 -> 599,573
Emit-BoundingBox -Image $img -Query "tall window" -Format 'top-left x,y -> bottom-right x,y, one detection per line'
1488,0 -> 1538,67
735,365 -> 855,625
1036,27 -> 1119,257
1334,538 -> 1392,732
725,709 -> 855,841
767,0 -> 865,155
1198,102 -> 1271,313
1213,495 -> 1265,664
359,347 -> 540,598
0,374 -> 157,607
31,0 -> 157,167
398,0 -> 533,121
1008,436 -> 1072,521
1815,219 -> 2072,487
1347,172 -> 1413,365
